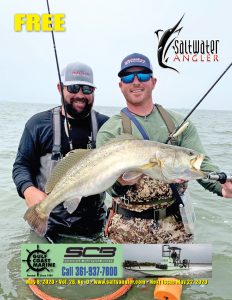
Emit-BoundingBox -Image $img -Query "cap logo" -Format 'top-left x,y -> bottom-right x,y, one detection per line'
72,71 -> 90,78
124,58 -> 146,66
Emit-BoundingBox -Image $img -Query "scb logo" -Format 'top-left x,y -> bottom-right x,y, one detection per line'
64,247 -> 116,258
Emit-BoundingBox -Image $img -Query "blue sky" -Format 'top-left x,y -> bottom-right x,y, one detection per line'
0,0 -> 231,110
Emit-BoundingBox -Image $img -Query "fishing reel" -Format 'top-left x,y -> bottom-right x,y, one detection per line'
205,172 -> 232,184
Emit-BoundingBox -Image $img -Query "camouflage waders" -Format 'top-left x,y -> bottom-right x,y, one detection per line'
107,176 -> 192,244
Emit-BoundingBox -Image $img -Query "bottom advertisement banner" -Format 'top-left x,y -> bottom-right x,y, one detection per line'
21,243 -> 212,279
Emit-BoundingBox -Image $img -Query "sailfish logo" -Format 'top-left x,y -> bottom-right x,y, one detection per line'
155,14 -> 185,73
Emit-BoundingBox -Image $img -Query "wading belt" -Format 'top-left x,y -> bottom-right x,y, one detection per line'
112,199 -> 181,221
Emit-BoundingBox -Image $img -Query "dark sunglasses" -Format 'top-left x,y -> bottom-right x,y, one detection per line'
65,84 -> 95,95
121,71 -> 152,84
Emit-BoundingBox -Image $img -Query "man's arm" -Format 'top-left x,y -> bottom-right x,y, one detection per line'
12,123 -> 41,199
179,120 -> 222,195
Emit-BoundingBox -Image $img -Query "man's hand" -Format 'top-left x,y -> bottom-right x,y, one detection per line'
117,175 -> 143,186
222,181 -> 232,198
173,179 -> 187,184
24,186 -> 47,207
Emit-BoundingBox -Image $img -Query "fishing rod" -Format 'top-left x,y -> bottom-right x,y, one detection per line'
46,0 -> 73,151
166,62 -> 232,143
206,172 -> 232,184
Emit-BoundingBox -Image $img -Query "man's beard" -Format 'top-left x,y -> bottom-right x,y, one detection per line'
64,96 -> 94,119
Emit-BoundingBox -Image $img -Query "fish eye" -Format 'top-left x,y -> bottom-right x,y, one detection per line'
189,151 -> 194,156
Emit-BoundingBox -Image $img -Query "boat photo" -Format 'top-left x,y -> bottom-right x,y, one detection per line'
124,244 -> 191,277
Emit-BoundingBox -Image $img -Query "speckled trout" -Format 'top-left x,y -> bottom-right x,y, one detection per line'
24,136 -> 205,236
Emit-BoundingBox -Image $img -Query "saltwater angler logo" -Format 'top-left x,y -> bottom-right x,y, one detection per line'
155,14 -> 219,73
22,245 -> 55,277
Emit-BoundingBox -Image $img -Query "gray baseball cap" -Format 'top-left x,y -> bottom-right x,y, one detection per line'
61,61 -> 96,87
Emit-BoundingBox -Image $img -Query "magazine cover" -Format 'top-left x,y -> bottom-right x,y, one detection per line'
0,0 -> 231,299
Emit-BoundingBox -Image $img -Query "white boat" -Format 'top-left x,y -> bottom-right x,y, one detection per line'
125,245 -> 190,277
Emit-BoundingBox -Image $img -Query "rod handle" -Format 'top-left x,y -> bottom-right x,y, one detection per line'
206,172 -> 232,184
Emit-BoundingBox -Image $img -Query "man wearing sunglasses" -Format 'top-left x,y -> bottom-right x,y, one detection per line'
96,53 -> 232,244
13,61 -> 109,242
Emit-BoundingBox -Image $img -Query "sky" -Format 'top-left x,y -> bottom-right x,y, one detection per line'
123,244 -> 212,263
0,0 -> 231,110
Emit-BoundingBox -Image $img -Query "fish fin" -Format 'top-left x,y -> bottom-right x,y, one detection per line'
140,162 -> 155,169
140,160 -> 160,169
45,149 -> 92,194
122,171 -> 143,181
63,197 -> 82,214
24,205 -> 48,237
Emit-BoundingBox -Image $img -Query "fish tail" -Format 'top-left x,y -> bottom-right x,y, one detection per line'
24,205 -> 49,237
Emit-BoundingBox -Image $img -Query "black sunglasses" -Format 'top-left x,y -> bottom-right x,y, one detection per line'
65,84 -> 95,95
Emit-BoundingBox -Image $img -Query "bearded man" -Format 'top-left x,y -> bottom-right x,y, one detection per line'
13,61 -> 109,242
